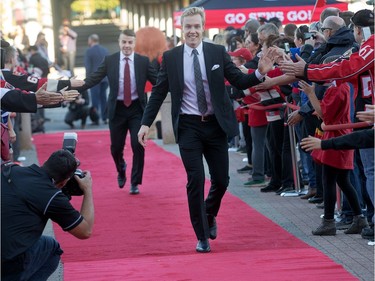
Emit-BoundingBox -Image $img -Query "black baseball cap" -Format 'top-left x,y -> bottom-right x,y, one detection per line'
350,9 -> 374,27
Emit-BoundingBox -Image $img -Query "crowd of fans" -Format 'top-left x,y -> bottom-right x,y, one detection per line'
215,7 -> 374,241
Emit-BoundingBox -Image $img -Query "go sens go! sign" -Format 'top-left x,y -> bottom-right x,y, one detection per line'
173,3 -> 347,29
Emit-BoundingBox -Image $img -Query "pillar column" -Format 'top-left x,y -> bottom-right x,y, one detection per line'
40,0 -> 55,62
139,4 -> 146,28
24,0 -> 40,44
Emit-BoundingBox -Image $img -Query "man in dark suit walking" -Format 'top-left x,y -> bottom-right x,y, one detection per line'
80,29 -> 158,195
138,7 -> 273,252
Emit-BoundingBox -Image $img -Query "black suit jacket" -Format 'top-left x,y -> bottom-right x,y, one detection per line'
141,42 -> 262,141
80,52 -> 157,120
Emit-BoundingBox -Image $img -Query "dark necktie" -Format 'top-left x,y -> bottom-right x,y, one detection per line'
192,49 -> 208,115
123,57 -> 132,107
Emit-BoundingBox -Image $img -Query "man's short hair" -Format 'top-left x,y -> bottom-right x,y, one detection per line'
268,17 -> 282,29
284,23 -> 298,38
243,19 -> 260,34
3,46 -> 17,64
320,7 -> 340,23
181,7 -> 205,27
322,16 -> 346,33
121,29 -> 136,38
88,34 -> 99,43
42,149 -> 78,184
257,23 -> 280,38
339,11 -> 354,27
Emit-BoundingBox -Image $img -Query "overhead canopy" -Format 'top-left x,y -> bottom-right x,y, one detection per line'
174,0 -> 348,29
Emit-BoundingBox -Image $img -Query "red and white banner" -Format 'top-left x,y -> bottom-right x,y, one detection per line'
173,3 -> 347,29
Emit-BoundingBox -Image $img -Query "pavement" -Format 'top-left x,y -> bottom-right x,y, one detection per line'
20,96 -> 374,281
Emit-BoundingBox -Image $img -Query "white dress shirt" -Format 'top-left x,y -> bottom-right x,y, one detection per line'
181,43 -> 213,115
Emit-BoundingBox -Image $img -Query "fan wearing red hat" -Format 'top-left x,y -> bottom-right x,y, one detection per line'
228,48 -> 253,64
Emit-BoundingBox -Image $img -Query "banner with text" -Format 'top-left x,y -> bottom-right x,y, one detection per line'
173,3 -> 347,29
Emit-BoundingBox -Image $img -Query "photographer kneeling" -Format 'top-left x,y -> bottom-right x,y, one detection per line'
1,149 -> 94,281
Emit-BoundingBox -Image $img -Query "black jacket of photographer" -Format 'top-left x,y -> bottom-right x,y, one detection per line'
1,164 -> 82,263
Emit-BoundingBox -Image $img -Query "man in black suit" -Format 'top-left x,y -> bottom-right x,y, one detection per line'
80,29 -> 157,195
138,7 -> 273,252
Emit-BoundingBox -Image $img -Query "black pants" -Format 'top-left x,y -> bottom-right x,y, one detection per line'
266,119 -> 294,188
178,115 -> 229,240
242,117 -> 252,165
322,164 -> 362,220
109,100 -> 144,185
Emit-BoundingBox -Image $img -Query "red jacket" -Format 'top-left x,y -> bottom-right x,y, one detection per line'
306,35 -> 374,108
311,83 -> 354,169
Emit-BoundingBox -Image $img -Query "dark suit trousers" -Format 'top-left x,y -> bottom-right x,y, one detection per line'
178,115 -> 229,240
109,100 -> 144,185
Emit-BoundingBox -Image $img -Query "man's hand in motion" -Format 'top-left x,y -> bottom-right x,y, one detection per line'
300,135 -> 322,152
279,54 -> 306,77
138,125 -> 150,147
356,105 -> 375,123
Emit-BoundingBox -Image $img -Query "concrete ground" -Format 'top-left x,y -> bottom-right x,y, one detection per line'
19,93 -> 374,281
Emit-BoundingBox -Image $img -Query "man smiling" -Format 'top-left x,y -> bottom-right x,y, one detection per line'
138,7 -> 273,252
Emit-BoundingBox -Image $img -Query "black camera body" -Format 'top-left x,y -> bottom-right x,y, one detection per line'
61,132 -> 84,200
61,169 -> 84,199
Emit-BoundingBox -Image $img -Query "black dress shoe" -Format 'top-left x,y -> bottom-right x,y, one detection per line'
196,239 -> 210,253
129,185 -> 139,195
209,217 -> 217,240
260,185 -> 279,193
308,195 -> 323,204
117,174 -> 126,188
275,186 -> 294,195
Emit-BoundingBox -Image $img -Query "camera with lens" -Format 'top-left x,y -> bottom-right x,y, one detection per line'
61,132 -> 84,200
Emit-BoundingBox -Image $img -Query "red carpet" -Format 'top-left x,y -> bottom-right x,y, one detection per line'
33,131 -> 356,281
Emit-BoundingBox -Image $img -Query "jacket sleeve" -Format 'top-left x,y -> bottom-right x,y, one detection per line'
79,57 -> 109,91
306,35 -> 374,82
147,59 -> 158,85
141,53 -> 170,127
321,129 -> 374,150
1,89 -> 37,112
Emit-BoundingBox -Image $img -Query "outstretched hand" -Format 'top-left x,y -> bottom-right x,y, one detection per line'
35,83 -> 64,106
254,76 -> 273,90
279,54 -> 306,77
356,105 -> 375,123
298,80 -> 315,96
60,87 -> 80,102
300,135 -> 322,151
258,48 -> 275,75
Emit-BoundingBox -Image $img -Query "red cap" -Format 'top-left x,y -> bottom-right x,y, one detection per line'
228,48 -> 252,62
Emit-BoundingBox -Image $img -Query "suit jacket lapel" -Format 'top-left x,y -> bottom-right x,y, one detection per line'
114,52 -> 120,82
203,42 -> 213,85
133,53 -> 140,95
176,45 -> 184,90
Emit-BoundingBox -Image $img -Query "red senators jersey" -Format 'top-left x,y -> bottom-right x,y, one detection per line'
1,70 -> 47,93
306,35 -> 375,97
306,35 -> 374,85
1,70 -> 71,94
306,35 -> 374,125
